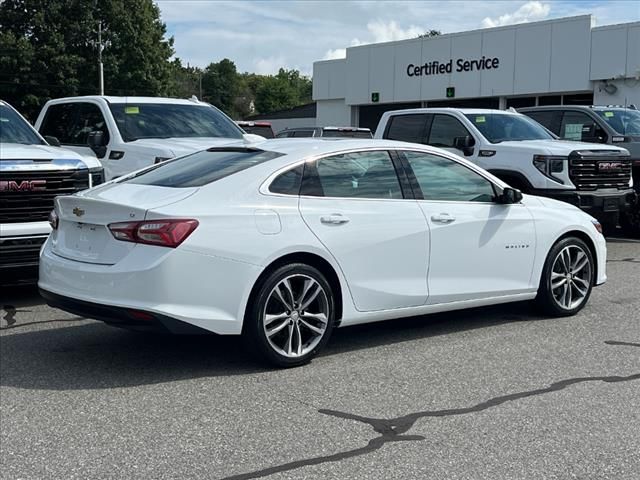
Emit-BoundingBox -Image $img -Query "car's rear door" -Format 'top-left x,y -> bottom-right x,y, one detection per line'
399,149 -> 536,304
298,149 -> 430,312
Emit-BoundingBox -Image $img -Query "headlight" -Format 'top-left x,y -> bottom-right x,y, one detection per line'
89,167 -> 105,187
532,155 -> 566,184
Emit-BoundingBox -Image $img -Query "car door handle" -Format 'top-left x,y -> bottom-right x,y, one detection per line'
431,213 -> 456,224
320,214 -> 350,225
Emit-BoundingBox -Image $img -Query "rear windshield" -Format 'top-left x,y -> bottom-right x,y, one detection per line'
109,103 -> 243,142
127,148 -> 283,187
322,130 -> 373,138
241,125 -> 275,138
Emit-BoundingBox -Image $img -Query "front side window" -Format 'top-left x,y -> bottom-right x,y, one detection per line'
559,112 -> 599,142
403,151 -> 496,202
523,111 -> 557,134
594,109 -> 640,136
302,150 -> 403,199
127,148 -> 283,188
109,103 -> 243,142
39,103 -> 79,145
0,104 -> 44,145
384,114 -> 428,144
465,113 -> 554,143
428,114 -> 471,148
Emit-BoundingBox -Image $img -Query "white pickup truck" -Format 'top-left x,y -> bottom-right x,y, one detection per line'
34,96 -> 262,180
376,108 -> 635,231
0,100 -> 104,283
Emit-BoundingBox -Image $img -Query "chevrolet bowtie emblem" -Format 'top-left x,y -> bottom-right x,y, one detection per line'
73,207 -> 85,217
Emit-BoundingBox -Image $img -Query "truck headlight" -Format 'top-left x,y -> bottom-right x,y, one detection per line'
533,155 -> 566,184
89,167 -> 105,187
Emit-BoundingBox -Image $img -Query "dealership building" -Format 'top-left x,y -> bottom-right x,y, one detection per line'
312,15 -> 640,131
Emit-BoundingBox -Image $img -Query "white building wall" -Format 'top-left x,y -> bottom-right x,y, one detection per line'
316,99 -> 351,127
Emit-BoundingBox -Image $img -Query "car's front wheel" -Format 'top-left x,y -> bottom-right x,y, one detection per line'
244,263 -> 335,367
536,237 -> 595,316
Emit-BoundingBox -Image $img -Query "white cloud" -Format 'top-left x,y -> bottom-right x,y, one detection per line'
481,1 -> 551,28
323,48 -> 347,60
253,56 -> 288,75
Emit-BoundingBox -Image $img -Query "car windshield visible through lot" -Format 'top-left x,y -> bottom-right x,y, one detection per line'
594,109 -> 640,136
0,104 -> 44,145
109,103 -> 244,142
465,113 -> 554,143
126,148 -> 283,188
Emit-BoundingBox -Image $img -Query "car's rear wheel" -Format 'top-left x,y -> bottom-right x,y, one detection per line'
244,263 -> 335,367
536,237 -> 594,316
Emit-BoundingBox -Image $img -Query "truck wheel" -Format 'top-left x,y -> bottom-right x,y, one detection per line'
620,204 -> 640,238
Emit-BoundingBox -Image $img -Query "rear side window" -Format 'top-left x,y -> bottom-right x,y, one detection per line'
242,125 -> 274,138
269,165 -> 303,195
292,130 -> 314,137
128,148 -> 283,188
524,111 -> 557,133
384,114 -> 428,143
302,151 -> 403,199
428,114 -> 471,148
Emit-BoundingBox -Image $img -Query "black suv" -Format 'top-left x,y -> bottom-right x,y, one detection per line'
276,126 -> 373,139
520,105 -> 640,236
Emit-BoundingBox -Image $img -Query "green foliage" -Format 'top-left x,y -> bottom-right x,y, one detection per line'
417,30 -> 441,38
0,0 -> 312,121
0,0 -> 175,119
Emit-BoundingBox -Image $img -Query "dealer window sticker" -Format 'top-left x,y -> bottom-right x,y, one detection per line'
564,123 -> 583,141
125,106 -> 140,114
604,111 -> 614,118
475,116 -> 486,123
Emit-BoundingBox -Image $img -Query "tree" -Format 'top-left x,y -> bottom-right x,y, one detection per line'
0,0 -> 175,119
252,68 -> 312,116
201,58 -> 241,117
417,30 -> 441,38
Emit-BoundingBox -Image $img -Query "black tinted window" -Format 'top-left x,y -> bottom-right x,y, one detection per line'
304,151 -> 402,199
524,111 -> 557,133
428,115 -> 470,147
322,129 -> 373,138
269,165 -> 303,195
559,112 -> 599,142
384,114 -> 428,143
404,151 -> 495,202
241,125 -> 274,138
292,130 -> 314,137
40,103 -> 78,145
109,103 -> 242,142
128,148 -> 283,188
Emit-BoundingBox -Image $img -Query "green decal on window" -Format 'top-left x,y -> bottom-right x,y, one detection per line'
604,111 -> 614,117
125,106 -> 140,114
476,116 -> 486,123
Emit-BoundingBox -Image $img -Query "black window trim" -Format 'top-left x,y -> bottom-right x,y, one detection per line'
396,149 -> 502,204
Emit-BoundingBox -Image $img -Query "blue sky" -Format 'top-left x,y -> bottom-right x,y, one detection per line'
156,0 -> 640,76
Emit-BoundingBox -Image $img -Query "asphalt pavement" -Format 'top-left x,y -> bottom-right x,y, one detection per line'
1,238 -> 639,479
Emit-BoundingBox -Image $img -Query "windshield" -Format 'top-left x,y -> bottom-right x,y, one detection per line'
0,104 -> 45,145
127,148 -> 283,187
594,109 -> 640,136
109,103 -> 244,142
465,113 -> 554,143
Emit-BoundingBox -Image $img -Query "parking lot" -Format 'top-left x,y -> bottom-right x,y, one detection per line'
1,237 -> 638,480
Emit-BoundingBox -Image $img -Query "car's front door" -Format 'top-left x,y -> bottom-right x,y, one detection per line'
298,149 -> 430,312
400,150 -> 536,304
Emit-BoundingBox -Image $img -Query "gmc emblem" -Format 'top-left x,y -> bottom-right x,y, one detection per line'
0,180 -> 47,192
598,162 -> 624,172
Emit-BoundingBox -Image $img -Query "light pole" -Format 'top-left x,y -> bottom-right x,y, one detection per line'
90,21 -> 110,95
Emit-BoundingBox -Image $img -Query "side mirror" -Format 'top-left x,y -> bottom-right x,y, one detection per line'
87,131 -> 107,158
43,135 -> 61,147
497,187 -> 523,204
453,136 -> 475,156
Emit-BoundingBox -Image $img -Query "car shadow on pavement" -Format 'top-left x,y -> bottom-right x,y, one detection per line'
0,299 -> 552,391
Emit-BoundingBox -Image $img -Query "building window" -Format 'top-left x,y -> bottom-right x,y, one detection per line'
538,95 -> 562,106
562,93 -> 594,106
506,97 -> 536,108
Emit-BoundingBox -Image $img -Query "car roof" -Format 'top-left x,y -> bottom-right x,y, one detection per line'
45,96 -> 210,106
384,107 -> 519,115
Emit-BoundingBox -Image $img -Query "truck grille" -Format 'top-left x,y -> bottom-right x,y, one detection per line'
0,236 -> 48,269
569,151 -> 632,191
0,169 -> 90,223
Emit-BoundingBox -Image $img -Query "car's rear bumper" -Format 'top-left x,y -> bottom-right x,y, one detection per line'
38,238 -> 262,335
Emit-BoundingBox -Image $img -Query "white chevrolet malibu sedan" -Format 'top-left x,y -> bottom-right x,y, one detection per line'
39,139 -> 607,366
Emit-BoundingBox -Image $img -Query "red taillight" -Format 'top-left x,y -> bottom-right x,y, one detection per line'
108,219 -> 199,248
48,209 -> 59,230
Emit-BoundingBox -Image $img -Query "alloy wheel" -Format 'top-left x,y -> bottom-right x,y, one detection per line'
550,245 -> 592,310
262,274 -> 330,358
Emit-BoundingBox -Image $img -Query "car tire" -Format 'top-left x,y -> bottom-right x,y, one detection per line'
243,263 -> 335,367
535,237 -> 595,317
